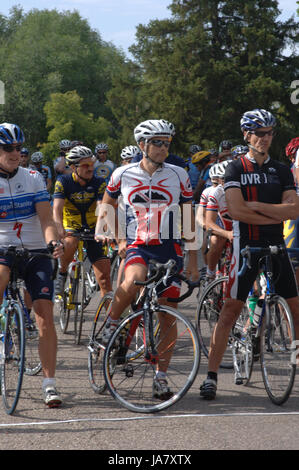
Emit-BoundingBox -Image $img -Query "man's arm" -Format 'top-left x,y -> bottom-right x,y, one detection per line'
245,190 -> 299,221
226,187 -> 281,225
205,210 -> 233,241
181,201 -> 199,280
36,201 -> 64,258
52,197 -> 66,239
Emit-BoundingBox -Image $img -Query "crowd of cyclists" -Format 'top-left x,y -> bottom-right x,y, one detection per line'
0,109 -> 298,408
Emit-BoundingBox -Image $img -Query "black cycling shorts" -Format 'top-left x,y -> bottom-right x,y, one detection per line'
227,238 -> 298,302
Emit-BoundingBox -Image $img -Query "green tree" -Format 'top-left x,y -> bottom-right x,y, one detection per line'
41,90 -> 111,163
0,7 -> 126,149
129,0 -> 299,157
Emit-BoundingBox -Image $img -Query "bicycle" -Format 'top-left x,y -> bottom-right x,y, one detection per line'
238,245 -> 296,405
0,246 -> 57,415
102,259 -> 201,413
57,228 -> 99,345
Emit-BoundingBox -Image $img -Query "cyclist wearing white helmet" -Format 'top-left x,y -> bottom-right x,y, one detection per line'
94,143 -> 115,182
30,151 -> 52,192
0,122 -> 64,407
200,108 -> 299,400
54,139 -> 72,176
120,145 -> 140,165
53,145 -> 111,299
96,118 -> 198,400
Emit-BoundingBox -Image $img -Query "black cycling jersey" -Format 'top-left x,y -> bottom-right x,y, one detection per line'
224,154 -> 295,243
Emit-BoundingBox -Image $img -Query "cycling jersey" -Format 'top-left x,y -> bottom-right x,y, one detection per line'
53,173 -> 106,230
224,154 -> 295,242
106,162 -> 193,246
29,164 -> 52,187
94,159 -> 115,183
0,167 -> 50,249
206,184 -> 232,231
199,185 -> 215,210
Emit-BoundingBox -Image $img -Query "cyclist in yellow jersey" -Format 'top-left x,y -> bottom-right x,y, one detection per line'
53,146 -> 112,296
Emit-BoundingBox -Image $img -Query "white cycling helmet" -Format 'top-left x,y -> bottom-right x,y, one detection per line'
121,145 -> 140,160
31,151 -> 44,163
216,160 -> 230,177
134,119 -> 175,143
209,163 -> 219,180
66,146 -> 94,165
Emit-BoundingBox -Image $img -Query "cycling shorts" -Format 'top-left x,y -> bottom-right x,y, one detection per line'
0,250 -> 54,302
125,242 -> 183,299
227,238 -> 298,302
66,231 -> 108,264
284,218 -> 299,268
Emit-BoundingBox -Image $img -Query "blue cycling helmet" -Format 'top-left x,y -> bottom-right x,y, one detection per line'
0,123 -> 25,145
240,109 -> 276,131
231,145 -> 249,158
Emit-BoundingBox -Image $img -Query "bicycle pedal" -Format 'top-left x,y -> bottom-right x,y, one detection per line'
124,364 -> 134,378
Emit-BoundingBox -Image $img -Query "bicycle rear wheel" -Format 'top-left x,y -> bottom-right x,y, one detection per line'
260,295 -> 296,405
88,292 -> 113,394
104,306 -> 200,413
1,303 -> 25,415
196,276 -> 233,369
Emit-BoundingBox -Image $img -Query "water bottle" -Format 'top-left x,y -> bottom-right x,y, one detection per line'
248,295 -> 258,324
253,299 -> 264,327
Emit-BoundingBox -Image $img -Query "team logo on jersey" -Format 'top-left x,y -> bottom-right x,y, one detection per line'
128,185 -> 173,206
0,211 -> 7,218
15,182 -> 24,193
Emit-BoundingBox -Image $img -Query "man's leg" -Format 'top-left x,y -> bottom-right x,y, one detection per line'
200,298 -> 244,399
92,257 -> 112,296
55,236 -> 78,295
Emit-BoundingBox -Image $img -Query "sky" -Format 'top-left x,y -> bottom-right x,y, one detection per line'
0,0 -> 298,57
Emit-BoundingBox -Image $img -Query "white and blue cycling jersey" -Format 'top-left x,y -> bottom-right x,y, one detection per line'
0,167 -> 50,249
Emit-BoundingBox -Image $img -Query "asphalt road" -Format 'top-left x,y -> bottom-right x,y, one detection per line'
1,288 -> 299,453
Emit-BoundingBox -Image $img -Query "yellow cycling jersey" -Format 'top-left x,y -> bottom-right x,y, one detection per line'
53,173 -> 106,230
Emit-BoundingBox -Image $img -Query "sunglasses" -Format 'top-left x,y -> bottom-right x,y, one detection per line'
149,139 -> 171,148
252,129 -> 274,138
1,144 -> 22,153
97,151 -> 108,155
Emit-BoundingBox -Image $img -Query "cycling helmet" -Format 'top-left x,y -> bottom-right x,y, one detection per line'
20,147 -> 29,155
134,119 -> 175,143
121,145 -> 140,160
66,146 -> 94,165
31,152 -> 44,163
209,148 -> 219,157
216,160 -> 230,178
70,140 -> 83,149
240,109 -> 276,131
189,144 -> 202,155
231,145 -> 249,158
285,137 -> 299,159
191,150 -> 211,165
219,140 -> 232,152
209,164 -> 220,180
95,143 -> 109,153
59,139 -> 71,150
0,123 -> 25,145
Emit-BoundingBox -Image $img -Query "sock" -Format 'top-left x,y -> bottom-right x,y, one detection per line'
206,268 -> 216,278
207,371 -> 217,383
43,378 -> 56,391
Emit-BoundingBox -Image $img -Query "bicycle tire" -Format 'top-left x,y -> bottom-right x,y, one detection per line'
196,276 -> 233,369
24,315 -> 42,376
104,306 -> 200,413
1,302 -> 25,415
110,254 -> 121,289
231,305 -> 254,386
88,292 -> 114,394
260,295 -> 296,405
58,271 -> 73,333
74,264 -> 86,345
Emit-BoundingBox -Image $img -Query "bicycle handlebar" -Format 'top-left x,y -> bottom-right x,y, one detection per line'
238,244 -> 286,277
0,246 -> 58,280
134,258 -> 201,303
65,229 -> 95,241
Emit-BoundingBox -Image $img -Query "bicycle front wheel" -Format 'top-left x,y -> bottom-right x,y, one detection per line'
74,264 -> 86,345
196,276 -> 233,369
24,314 -> 42,376
260,295 -> 296,405
1,303 -> 25,415
58,271 -> 73,334
104,306 -> 200,413
88,292 -> 113,394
